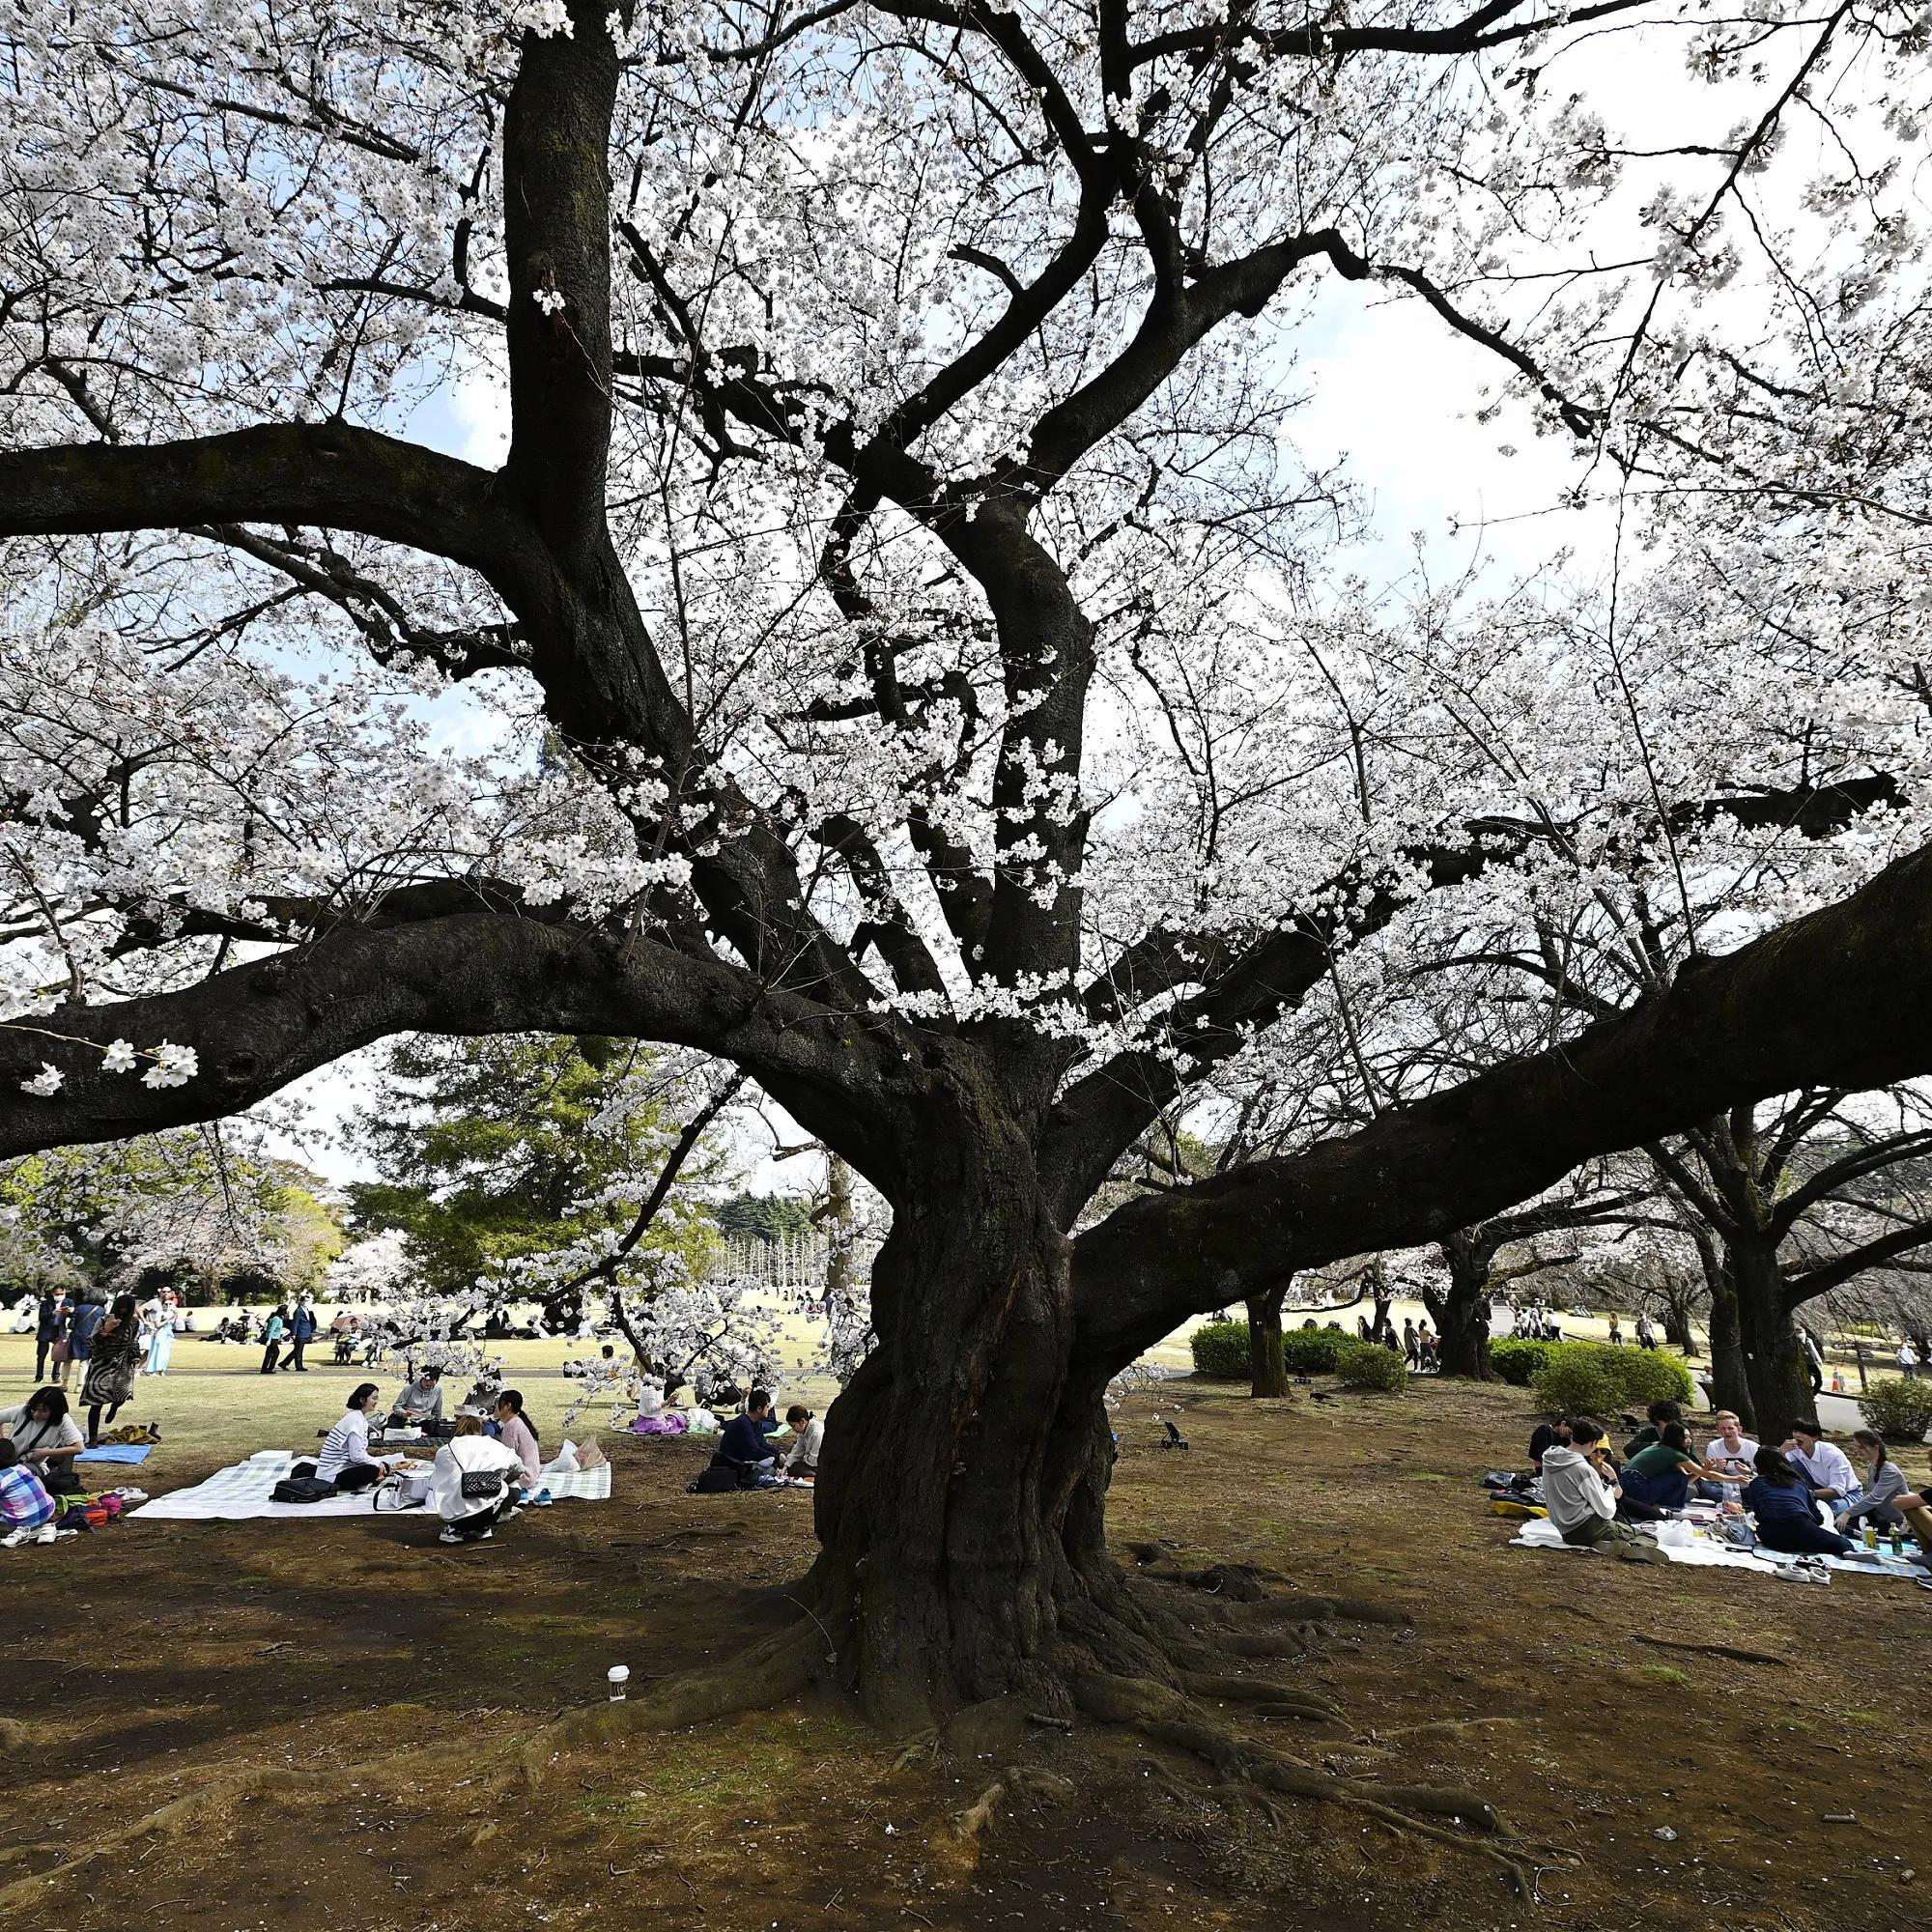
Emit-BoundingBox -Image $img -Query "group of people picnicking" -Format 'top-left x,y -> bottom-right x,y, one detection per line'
1529,1400 -> 1932,1575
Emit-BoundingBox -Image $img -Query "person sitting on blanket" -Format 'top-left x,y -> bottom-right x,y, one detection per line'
1622,1400 -> 1683,1461
0,1438 -> 58,1546
1783,1421 -> 1862,1513
389,1366 -> 446,1431
1528,1417 -> 1571,1468
1620,1423 -> 1740,1511
1737,1444 -> 1855,1558
0,1387 -> 86,1493
493,1390 -> 542,1491
316,1383 -> 405,1492
784,1405 -> 824,1480
1540,1417 -> 1667,1562
1835,1431 -> 1932,1553
1694,1411 -> 1761,1502
712,1390 -> 781,1484
430,1414 -> 525,1545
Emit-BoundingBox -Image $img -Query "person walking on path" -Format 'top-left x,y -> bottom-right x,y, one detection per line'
260,1304 -> 288,1376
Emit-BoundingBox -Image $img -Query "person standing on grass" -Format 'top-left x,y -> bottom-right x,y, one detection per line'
80,1294 -> 141,1445
1899,1340 -> 1920,1381
285,1294 -> 317,1372
260,1304 -> 288,1376
32,1289 -> 65,1384
1802,1328 -> 1826,1395
144,1293 -> 174,1377
64,1291 -> 104,1393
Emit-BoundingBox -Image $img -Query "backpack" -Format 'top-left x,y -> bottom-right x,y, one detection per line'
688,1463 -> 744,1495
270,1474 -> 339,1504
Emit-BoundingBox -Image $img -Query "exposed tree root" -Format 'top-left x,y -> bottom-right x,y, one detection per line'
1067,1670 -> 1548,1898
509,1618 -> 832,1787
0,1767 -> 309,1913
1634,1633 -> 1787,1668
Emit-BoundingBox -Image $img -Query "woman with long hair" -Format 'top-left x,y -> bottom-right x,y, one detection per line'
80,1294 -> 142,1446
1743,1444 -> 1855,1558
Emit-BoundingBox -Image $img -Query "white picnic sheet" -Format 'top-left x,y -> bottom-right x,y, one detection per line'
127,1449 -> 611,1521
1509,1515 -> 1928,1581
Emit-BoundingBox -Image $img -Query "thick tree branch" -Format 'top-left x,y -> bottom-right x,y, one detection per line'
1070,837 -> 1932,1366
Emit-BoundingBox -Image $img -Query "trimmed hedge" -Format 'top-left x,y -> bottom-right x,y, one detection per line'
1860,1376 -> 1932,1445
1191,1320 -> 1401,1390
1282,1327 -> 1350,1375
1489,1338 -> 1550,1387
1530,1341 -> 1694,1419
1189,1320 -> 1251,1379
1337,1339 -> 1408,1393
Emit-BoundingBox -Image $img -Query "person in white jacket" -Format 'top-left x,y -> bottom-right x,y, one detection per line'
1541,1419 -> 1667,1562
783,1405 -> 824,1478
430,1416 -> 526,1545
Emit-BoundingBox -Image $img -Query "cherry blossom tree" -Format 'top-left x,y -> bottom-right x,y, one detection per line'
2,0 -> 1932,1738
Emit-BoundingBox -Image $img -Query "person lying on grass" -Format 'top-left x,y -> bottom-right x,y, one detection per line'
1539,1417 -> 1668,1562
0,1437 -> 58,1545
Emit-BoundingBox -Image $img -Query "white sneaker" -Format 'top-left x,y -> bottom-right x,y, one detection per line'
33,1524 -> 55,1545
438,1526 -> 464,1545
0,1527 -> 27,1548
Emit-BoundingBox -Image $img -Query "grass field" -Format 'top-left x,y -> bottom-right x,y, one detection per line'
4,1359 -> 1930,1932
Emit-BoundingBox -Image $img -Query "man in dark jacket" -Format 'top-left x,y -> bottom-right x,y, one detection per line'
714,1390 -> 781,1485
286,1295 -> 318,1372
34,1292 -> 66,1383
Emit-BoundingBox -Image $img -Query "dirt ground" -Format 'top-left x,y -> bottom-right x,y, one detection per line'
3,1359 -> 1928,1932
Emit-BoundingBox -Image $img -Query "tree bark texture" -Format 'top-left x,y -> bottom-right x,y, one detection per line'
1245,1285 -> 1291,1397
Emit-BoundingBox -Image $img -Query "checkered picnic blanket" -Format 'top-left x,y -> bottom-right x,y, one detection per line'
127,1449 -> 611,1521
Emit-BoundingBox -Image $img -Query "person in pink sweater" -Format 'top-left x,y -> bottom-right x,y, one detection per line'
493,1390 -> 541,1487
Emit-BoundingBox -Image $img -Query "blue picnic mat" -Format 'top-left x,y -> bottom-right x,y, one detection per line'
76,1443 -> 153,1464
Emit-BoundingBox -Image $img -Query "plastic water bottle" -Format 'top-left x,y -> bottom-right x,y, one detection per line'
607,1664 -> 629,1702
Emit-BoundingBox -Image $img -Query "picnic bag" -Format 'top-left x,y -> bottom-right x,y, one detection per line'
270,1474 -> 339,1504
688,1463 -> 742,1494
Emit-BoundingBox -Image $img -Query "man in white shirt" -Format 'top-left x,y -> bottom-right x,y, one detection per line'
1696,1410 -> 1760,1501
1899,1341 -> 1920,1379
1785,1421 -> 1862,1510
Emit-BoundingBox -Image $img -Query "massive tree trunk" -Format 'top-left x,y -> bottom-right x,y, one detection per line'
804,1105 -> 1123,1727
1728,1235 -> 1808,1440
1430,1233 -> 1496,1378
1245,1284 -> 1291,1397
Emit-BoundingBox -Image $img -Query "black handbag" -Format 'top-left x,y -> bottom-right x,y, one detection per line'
460,1470 -> 505,1500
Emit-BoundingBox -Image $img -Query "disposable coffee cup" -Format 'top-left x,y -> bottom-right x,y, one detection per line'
608,1664 -> 630,1702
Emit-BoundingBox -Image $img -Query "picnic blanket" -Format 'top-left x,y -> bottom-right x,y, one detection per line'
1509,1516 -> 1929,1581
128,1449 -> 611,1521
75,1443 -> 153,1465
